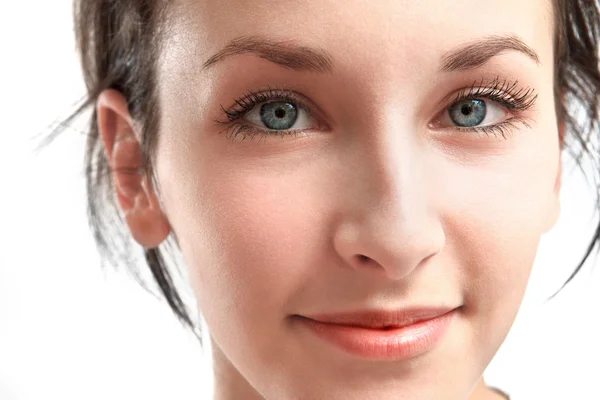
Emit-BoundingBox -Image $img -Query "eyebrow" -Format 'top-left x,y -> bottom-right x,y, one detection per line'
201,35 -> 334,73
201,34 -> 540,74
439,35 -> 540,72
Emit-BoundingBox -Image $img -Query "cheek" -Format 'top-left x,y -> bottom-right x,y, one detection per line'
156,144 -> 331,341
439,127 -> 559,344
156,95 -> 559,379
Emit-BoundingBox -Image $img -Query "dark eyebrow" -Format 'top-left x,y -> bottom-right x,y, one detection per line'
439,34 -> 540,72
202,34 -> 539,74
201,35 -> 334,73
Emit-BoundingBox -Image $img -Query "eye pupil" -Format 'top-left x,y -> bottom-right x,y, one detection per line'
449,99 -> 486,127
260,102 -> 298,130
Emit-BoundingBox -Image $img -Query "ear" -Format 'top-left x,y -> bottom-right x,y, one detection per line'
553,87 -> 568,199
96,89 -> 171,248
544,112 -> 565,233
554,117 -> 565,196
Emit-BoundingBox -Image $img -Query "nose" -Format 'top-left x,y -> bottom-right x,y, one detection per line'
332,133 -> 445,281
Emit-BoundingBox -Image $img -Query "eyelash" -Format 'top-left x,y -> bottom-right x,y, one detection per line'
214,78 -> 537,142
447,76 -> 537,139
215,86 -> 314,142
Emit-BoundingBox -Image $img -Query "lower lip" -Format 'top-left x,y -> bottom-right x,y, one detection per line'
295,309 -> 456,361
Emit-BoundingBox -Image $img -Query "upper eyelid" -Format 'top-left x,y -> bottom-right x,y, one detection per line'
245,88 -> 309,108
219,79 -> 534,128
434,78 -> 535,109
223,88 -> 331,127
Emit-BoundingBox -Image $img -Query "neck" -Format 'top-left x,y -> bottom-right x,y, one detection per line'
211,337 -> 263,400
469,377 -> 510,400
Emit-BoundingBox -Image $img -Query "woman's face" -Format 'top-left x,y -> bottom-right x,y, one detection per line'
153,0 -> 561,398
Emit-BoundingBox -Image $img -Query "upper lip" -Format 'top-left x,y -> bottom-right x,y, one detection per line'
301,307 -> 456,329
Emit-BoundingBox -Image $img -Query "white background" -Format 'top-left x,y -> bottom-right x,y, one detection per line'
1,2 -> 599,399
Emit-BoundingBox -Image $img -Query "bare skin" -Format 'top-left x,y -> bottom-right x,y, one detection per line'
211,338 -> 510,399
97,0 -> 561,398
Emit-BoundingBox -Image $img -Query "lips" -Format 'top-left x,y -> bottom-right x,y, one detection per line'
295,307 -> 458,360
301,307 -> 456,329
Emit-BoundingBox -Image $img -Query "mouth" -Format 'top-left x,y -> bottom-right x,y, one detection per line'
301,306 -> 457,329
293,306 -> 458,360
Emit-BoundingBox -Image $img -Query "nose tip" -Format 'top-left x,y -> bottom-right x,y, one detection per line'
330,117 -> 446,281
334,211 -> 445,281
352,252 -> 437,281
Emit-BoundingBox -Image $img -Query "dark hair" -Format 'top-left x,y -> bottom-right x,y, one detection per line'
42,0 -> 600,342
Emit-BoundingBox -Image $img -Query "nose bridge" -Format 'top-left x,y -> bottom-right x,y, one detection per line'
333,122 -> 445,281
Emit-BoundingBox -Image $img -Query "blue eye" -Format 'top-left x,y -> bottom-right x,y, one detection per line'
218,80 -> 537,142
217,87 -> 317,141
449,99 -> 486,127
260,102 -> 298,130
437,96 -> 507,133
434,78 -> 538,139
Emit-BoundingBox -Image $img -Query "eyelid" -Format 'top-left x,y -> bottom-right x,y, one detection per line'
218,86 -> 332,131
216,78 -> 535,142
430,78 -> 536,124
432,76 -> 532,110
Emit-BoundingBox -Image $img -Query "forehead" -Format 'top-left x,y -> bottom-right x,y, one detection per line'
166,0 -> 554,58
159,0 -> 555,103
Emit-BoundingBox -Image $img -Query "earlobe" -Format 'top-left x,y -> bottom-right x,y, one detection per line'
96,89 -> 171,248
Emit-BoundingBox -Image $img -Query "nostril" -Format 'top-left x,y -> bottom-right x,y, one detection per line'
357,254 -> 370,263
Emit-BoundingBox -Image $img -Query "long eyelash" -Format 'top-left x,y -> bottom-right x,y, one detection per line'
448,77 -> 537,139
216,78 -> 538,142
213,85 -> 311,141
453,76 -> 538,113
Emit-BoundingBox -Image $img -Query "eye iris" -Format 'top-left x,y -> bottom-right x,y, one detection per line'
449,99 -> 486,127
260,102 -> 298,130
